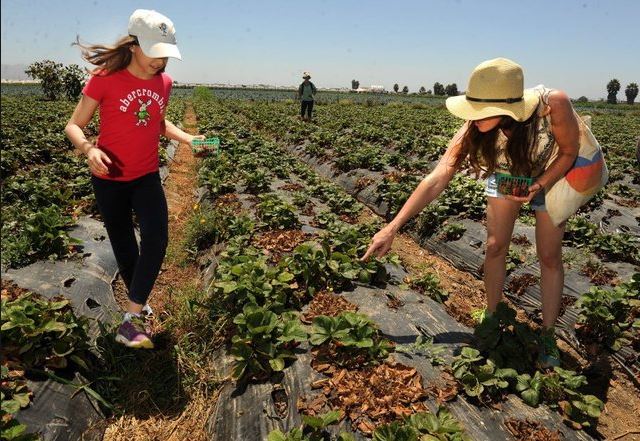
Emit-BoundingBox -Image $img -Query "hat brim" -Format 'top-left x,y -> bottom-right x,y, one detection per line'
445,89 -> 538,122
139,40 -> 182,60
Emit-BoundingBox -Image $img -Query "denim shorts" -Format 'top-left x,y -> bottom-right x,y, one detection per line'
485,174 -> 546,211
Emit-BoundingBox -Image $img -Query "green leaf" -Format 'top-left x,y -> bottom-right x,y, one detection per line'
277,271 -> 294,282
48,299 -> 70,310
302,414 -> 325,430
1,398 -> 21,414
215,281 -> 237,294
521,388 -> 540,407
515,374 -> 532,392
267,429 -> 288,441
407,412 -> 439,432
269,357 -> 285,372
1,419 -> 28,439
320,409 -> 341,426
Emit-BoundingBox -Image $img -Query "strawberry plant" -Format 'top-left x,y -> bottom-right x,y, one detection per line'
373,406 -> 470,441
292,191 -> 312,209
473,302 -> 538,372
575,273 -> 640,351
230,305 -> 307,380
396,335 -> 446,366
505,248 -> 525,274
183,203 -> 233,257
437,175 -> 486,220
197,156 -> 237,197
562,216 -> 598,248
310,312 -> 393,365
591,231 -> 640,265
257,194 -> 301,230
440,223 -> 466,241
268,410 -> 355,441
515,368 -> 604,429
408,273 -> 448,303
416,205 -> 447,237
284,237 -> 390,294
378,173 -> 421,218
0,366 -> 37,441
1,292 -> 90,370
213,248 -> 296,313
451,347 -> 517,400
243,168 -> 272,194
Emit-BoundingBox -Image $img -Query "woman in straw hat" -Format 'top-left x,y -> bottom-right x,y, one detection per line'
362,57 -> 581,368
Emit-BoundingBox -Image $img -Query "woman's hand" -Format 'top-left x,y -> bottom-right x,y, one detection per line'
86,146 -> 112,176
361,225 -> 397,261
504,182 -> 543,203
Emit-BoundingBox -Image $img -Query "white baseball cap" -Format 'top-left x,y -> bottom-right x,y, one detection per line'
128,9 -> 182,60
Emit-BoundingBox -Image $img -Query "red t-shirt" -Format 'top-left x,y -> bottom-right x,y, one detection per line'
83,69 -> 172,181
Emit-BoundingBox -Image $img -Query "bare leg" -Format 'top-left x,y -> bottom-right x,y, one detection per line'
484,197 -> 521,312
128,300 -> 144,315
534,210 -> 566,329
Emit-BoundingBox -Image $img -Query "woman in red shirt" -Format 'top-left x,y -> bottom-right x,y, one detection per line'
65,9 -> 203,349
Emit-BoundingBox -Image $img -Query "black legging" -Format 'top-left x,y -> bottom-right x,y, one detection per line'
301,100 -> 314,118
91,171 -> 168,305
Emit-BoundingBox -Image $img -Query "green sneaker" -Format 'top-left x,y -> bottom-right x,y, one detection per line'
537,328 -> 561,369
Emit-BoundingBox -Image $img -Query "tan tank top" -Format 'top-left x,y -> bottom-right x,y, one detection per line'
492,85 -> 557,177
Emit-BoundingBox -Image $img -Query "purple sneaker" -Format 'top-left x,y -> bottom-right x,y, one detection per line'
115,319 -> 154,349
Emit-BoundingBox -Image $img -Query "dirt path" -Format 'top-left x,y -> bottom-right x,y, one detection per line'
104,103 -> 215,441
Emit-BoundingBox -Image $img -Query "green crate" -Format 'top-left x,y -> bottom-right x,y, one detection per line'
192,137 -> 220,157
496,173 -> 533,197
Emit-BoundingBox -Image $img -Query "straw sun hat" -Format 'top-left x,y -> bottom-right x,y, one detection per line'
446,58 -> 539,122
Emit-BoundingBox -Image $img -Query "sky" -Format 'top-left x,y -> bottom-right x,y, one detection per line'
2,0 -> 639,100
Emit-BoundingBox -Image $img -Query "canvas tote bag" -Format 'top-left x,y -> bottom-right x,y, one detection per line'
543,110 -> 609,226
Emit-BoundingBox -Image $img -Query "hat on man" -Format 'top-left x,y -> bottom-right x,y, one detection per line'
128,9 -> 182,60
302,72 -> 311,79
445,58 -> 539,122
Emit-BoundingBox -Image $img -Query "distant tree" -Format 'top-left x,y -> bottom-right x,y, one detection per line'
606,78 -> 620,104
576,96 -> 589,103
419,86 -> 426,94
625,82 -> 638,104
351,79 -> 360,90
402,85 -> 409,94
25,60 -> 64,100
445,83 -> 459,96
427,89 -> 432,95
62,64 -> 86,100
393,83 -> 399,93
433,82 -> 445,96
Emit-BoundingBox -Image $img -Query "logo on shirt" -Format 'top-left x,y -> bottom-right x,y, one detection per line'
119,88 -> 166,126
133,99 -> 152,126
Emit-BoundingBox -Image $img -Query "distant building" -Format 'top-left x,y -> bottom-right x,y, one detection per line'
353,85 -> 385,93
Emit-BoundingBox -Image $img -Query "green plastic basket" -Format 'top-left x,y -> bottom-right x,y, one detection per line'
495,173 -> 533,197
192,137 -> 220,157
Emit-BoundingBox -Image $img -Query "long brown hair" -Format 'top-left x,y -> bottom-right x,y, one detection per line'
453,111 -> 540,177
73,35 -> 138,75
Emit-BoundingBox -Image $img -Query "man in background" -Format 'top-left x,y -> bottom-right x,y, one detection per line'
298,72 -> 317,121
